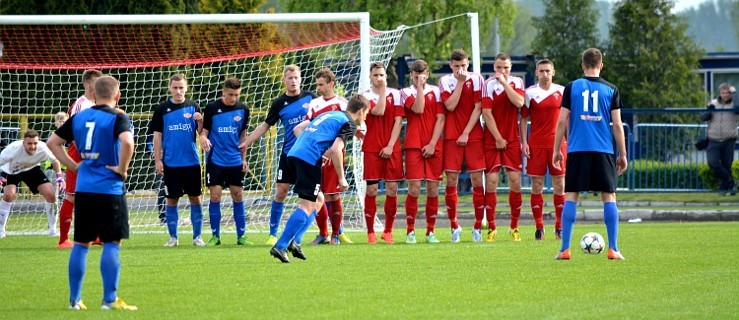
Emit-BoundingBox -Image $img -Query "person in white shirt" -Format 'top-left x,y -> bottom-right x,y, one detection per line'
0,129 -> 65,237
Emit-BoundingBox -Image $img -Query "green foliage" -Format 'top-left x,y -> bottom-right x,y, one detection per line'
681,0 -> 738,52
531,0 -> 600,84
280,0 -> 515,70
1,223 -> 738,318
699,160 -> 739,190
606,0 -> 706,110
627,159 -> 706,190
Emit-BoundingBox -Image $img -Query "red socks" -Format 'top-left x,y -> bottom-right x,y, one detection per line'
485,192 -> 497,230
405,195 -> 418,234
509,191 -> 522,229
531,193 -> 545,229
554,194 -> 566,230
426,196 -> 438,235
58,199 -> 73,244
364,194 -> 376,233
384,195 -> 397,233
444,186 -> 458,229
472,186 -> 485,229
329,199 -> 343,237
317,203 -> 329,237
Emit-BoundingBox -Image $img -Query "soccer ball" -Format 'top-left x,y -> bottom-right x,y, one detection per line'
580,232 -> 605,254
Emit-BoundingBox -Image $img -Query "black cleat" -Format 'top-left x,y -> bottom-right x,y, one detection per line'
270,246 -> 290,263
287,241 -> 307,260
554,228 -> 562,240
535,229 -> 545,240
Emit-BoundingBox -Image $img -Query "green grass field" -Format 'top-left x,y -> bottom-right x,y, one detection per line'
1,222 -> 737,319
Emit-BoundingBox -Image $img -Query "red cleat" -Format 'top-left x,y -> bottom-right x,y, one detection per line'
57,240 -> 74,249
380,231 -> 394,244
367,232 -> 377,244
607,248 -> 625,260
554,249 -> 572,260
92,237 -> 103,246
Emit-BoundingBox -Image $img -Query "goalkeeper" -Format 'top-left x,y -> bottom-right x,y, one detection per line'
0,129 -> 65,238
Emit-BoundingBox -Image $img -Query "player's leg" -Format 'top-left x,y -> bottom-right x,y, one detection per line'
162,165 -> 181,246
268,153 -> 292,241
405,180 -> 421,244
530,176 -> 546,239
443,141 -> 462,240
483,169 -> 500,242
97,193 -> 136,310
552,175 -> 566,240
180,164 -> 204,245
382,181 -> 399,244
228,172 -> 251,245
507,170 -> 523,241
365,182 -> 379,243
205,164 -> 224,245
557,153 -> 589,259
425,180 -> 440,243
593,153 -> 623,259
325,193 -> 342,243
155,174 -> 166,224
67,192 -> 96,309
37,181 -> 59,236
60,151 -> 79,246
465,141 -> 486,242
0,179 -> 18,238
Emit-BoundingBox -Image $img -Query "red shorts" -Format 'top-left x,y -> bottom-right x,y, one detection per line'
526,146 -> 566,176
363,151 -> 404,181
321,159 -> 341,195
485,142 -> 523,173
65,145 -> 83,194
442,139 -> 486,172
405,148 -> 443,181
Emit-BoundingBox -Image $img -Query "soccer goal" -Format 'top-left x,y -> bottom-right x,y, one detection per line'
0,13 -> 405,235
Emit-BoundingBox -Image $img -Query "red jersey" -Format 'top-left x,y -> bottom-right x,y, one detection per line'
400,84 -> 444,151
522,83 -> 565,148
361,88 -> 404,153
482,76 -> 525,143
306,95 -> 347,120
438,72 -> 484,141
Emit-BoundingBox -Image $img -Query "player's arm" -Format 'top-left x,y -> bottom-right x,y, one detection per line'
520,112 -> 530,158
501,79 -> 524,108
293,120 -> 310,138
410,89 -> 425,114
0,146 -> 13,167
153,131 -> 164,175
109,131 -> 134,181
423,113 -> 445,158
199,105 -> 212,151
552,108 -> 569,171
611,109 -> 628,176
370,86 -> 387,116
481,107 -> 506,149
380,115 -> 402,158
328,137 -> 348,191
240,122 -> 270,150
443,72 -> 466,111
48,116 -> 79,171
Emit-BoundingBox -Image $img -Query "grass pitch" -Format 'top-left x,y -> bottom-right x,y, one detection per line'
0,222 -> 737,319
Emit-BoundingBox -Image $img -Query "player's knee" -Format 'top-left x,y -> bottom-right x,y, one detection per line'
2,191 -> 15,202
188,196 -> 201,206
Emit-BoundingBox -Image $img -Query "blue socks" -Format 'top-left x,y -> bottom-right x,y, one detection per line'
294,210 -> 317,246
269,200 -> 285,237
191,204 -> 203,239
604,202 -> 619,251
166,205 -> 178,238
209,201 -> 221,237
275,208 -> 308,250
233,201 -> 246,238
68,243 -> 89,304
560,200 -> 577,252
100,242 -> 121,304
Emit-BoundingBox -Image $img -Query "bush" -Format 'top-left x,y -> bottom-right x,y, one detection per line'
627,160 -> 706,190
699,160 -> 739,190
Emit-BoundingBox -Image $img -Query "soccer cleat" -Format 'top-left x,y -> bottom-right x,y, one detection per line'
451,227 -> 462,243
381,231 -> 394,244
270,246 -> 290,263
308,234 -> 329,245
265,235 -> 277,246
554,228 -> 562,240
0,230 -> 5,239
607,248 -> 626,260
338,233 -> 353,244
92,238 -> 103,246
163,237 -> 179,247
472,229 -> 482,243
367,232 -> 377,244
101,297 -> 138,310
405,231 -> 417,244
509,228 -> 521,241
207,236 -> 221,246
236,236 -> 253,245
554,249 -> 572,260
535,229 -> 545,241
426,232 -> 440,244
485,229 -> 497,243
69,300 -> 87,310
57,240 -> 74,249
192,237 -> 206,247
330,235 -> 341,245
287,241 -> 307,260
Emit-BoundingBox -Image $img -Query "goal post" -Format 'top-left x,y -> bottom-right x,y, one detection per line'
0,13 -> 404,235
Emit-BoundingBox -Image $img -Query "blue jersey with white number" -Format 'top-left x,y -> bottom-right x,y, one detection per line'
266,91 -> 315,154
54,105 -> 132,195
148,99 -> 201,167
288,111 -> 356,164
203,99 -> 250,167
561,76 -> 623,154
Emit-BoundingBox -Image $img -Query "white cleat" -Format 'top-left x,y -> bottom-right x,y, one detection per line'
451,227 -> 462,243
472,229 -> 482,242
192,236 -> 206,247
163,237 -> 179,247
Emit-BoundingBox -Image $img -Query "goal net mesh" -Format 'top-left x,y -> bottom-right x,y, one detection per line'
0,18 -> 404,235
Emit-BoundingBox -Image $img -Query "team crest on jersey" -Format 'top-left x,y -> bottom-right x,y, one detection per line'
553,92 -> 560,99
302,103 -> 309,109
233,116 -> 242,121
426,92 -> 434,99
386,96 -> 393,103
183,112 -> 192,118
466,81 -> 472,89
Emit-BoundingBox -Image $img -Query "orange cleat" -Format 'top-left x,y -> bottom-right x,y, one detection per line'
380,231 -> 394,244
57,240 -> 74,249
607,248 -> 625,260
367,232 -> 377,244
554,249 -> 572,260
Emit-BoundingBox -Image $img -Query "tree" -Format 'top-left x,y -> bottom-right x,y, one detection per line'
280,0 -> 515,73
606,0 -> 705,111
531,0 -> 600,84
682,0 -> 738,52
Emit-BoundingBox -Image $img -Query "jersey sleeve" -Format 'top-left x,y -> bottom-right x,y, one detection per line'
114,112 -> 133,138
148,104 -> 164,134
55,114 -> 76,142
203,104 -> 213,131
481,80 -> 494,110
611,88 -> 623,110
264,98 -> 282,126
401,88 -> 415,109
474,74 -> 484,103
240,104 -> 250,133
337,121 -> 357,143
392,91 -> 405,117
561,83 -> 572,110
0,143 -> 17,167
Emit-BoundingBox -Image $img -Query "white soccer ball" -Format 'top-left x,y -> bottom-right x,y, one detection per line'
580,232 -> 605,254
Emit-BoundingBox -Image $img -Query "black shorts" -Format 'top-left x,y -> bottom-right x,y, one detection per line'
205,163 -> 244,187
288,156 -> 322,202
565,152 -> 617,193
276,152 -> 296,184
163,165 -> 202,198
1,166 -> 50,194
74,192 -> 129,243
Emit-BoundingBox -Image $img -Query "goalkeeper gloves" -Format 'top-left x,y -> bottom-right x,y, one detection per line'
56,173 -> 66,191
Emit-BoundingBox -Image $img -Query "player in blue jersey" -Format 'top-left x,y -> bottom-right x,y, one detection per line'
149,74 -> 205,247
239,65 -> 316,246
269,94 -> 370,263
552,48 -> 628,260
199,77 -> 252,246
48,75 -> 137,310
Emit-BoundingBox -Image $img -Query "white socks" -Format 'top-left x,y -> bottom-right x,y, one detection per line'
45,202 -> 58,236
0,200 -> 11,237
